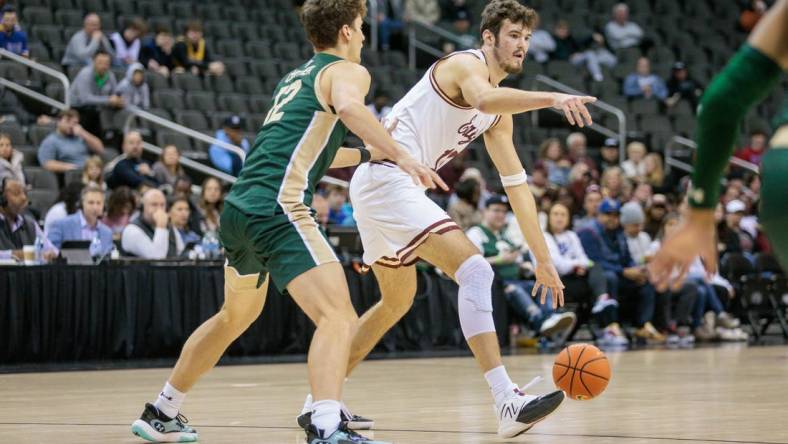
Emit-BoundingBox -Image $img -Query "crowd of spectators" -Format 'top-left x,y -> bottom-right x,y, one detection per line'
0,0 -> 780,348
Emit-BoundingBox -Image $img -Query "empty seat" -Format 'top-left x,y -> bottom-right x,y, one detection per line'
245,113 -> 267,133
236,76 -> 265,95
27,124 -> 54,146
638,115 -> 672,134
666,99 -> 695,117
673,116 -> 696,137
28,189 -> 58,217
172,73 -> 202,92
235,23 -> 260,41
247,95 -> 272,113
22,7 -> 54,26
76,0 -> 105,12
26,42 -> 51,61
54,9 -> 84,27
23,167 -> 59,190
30,25 -> 64,46
175,110 -> 210,131
167,2 -> 194,18
629,99 -> 660,116
245,41 -> 272,59
14,145 -> 38,166
248,60 -> 280,80
222,58 -> 249,78
196,4 -> 223,20
204,20 -> 234,40
151,89 -> 185,110
147,16 -> 174,35
156,131 -> 192,151
204,75 -> 235,94
137,0 -> 165,16
0,122 -> 27,145
0,62 -> 29,82
144,71 -> 169,91
184,91 -> 217,112
217,93 -> 249,113
216,39 -> 245,58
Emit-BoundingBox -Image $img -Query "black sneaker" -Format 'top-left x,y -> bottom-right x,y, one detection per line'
305,422 -> 389,444
299,395 -> 375,430
131,403 -> 198,443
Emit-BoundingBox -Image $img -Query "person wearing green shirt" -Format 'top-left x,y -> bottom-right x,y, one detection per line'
466,195 -> 576,339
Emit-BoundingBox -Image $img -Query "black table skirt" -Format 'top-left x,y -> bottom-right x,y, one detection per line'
0,264 -> 510,364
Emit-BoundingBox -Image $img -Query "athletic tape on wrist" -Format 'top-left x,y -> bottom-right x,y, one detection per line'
500,170 -> 528,187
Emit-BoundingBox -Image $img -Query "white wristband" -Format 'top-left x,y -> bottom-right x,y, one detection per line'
500,170 -> 528,187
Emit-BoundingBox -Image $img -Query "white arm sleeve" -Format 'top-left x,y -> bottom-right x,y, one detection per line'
500,170 -> 528,187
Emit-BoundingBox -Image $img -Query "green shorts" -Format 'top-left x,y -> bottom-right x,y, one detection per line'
219,202 -> 338,291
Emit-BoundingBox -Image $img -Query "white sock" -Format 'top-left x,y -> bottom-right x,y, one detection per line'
485,366 -> 517,406
153,382 -> 186,419
311,399 -> 341,438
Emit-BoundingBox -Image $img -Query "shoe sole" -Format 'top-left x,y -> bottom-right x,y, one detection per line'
498,391 -> 565,438
540,316 -> 575,337
131,420 -> 198,443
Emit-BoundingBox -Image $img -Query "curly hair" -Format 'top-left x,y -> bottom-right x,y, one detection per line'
301,0 -> 367,50
480,0 -> 537,40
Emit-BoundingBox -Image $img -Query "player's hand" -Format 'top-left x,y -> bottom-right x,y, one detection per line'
396,155 -> 449,191
552,93 -> 596,127
648,209 -> 717,292
532,262 -> 565,308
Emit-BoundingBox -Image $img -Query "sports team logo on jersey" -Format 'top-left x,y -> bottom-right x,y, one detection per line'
457,114 -> 480,145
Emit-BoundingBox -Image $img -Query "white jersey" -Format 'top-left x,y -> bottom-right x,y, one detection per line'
382,49 -> 501,171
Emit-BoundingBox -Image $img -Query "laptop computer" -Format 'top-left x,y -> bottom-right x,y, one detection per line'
60,240 -> 93,265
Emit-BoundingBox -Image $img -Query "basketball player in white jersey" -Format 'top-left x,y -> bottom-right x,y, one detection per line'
298,0 -> 596,438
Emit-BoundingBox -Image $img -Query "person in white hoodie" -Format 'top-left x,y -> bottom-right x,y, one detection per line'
542,202 -> 626,345
115,62 -> 150,109
0,133 -> 24,185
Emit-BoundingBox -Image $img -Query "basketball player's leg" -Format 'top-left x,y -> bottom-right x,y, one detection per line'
761,125 -> 788,267
414,230 -> 565,438
132,205 -> 268,443
346,264 -> 417,375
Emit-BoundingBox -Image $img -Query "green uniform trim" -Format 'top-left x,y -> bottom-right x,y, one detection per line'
689,44 -> 783,208
473,224 -> 520,280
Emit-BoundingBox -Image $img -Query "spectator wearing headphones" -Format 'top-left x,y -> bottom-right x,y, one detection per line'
121,188 -> 183,259
0,178 -> 56,262
47,185 -> 113,257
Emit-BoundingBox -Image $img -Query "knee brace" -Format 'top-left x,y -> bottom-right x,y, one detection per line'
760,143 -> 788,268
455,254 -> 497,339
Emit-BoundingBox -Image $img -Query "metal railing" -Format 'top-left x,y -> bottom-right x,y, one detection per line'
532,75 -> 627,160
407,19 -> 470,69
0,47 -> 71,109
666,135 -> 759,175
122,105 -> 247,161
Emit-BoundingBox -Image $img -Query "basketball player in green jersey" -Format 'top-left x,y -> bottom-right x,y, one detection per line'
130,1 -> 444,443
649,0 -> 787,288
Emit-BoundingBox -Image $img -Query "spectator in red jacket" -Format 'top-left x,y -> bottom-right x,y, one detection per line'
735,129 -> 769,166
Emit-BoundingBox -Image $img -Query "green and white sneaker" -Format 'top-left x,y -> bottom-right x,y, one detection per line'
131,403 -> 198,443
305,422 -> 389,444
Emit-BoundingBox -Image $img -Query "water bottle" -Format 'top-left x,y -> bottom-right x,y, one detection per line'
201,231 -> 220,259
111,245 -> 120,260
34,233 -> 43,264
89,234 -> 102,258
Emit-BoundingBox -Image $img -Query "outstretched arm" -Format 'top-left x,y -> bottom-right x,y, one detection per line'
324,62 -> 446,190
649,0 -> 787,291
483,114 -> 564,307
447,54 -> 596,126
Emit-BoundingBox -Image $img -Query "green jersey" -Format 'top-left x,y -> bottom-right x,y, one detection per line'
226,53 -> 348,216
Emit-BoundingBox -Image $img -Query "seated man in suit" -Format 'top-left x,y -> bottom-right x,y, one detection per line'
47,185 -> 113,257
0,178 -> 57,261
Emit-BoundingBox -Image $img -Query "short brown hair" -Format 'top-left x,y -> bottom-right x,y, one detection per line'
480,0 -> 537,40
301,0 -> 367,50
58,108 -> 80,120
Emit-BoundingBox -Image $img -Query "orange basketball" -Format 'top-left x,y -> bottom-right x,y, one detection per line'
552,343 -> 611,400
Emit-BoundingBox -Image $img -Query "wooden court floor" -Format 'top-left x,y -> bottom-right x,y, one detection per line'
1,345 -> 786,444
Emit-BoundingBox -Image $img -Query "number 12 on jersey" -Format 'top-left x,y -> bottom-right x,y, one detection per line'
264,80 -> 303,126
